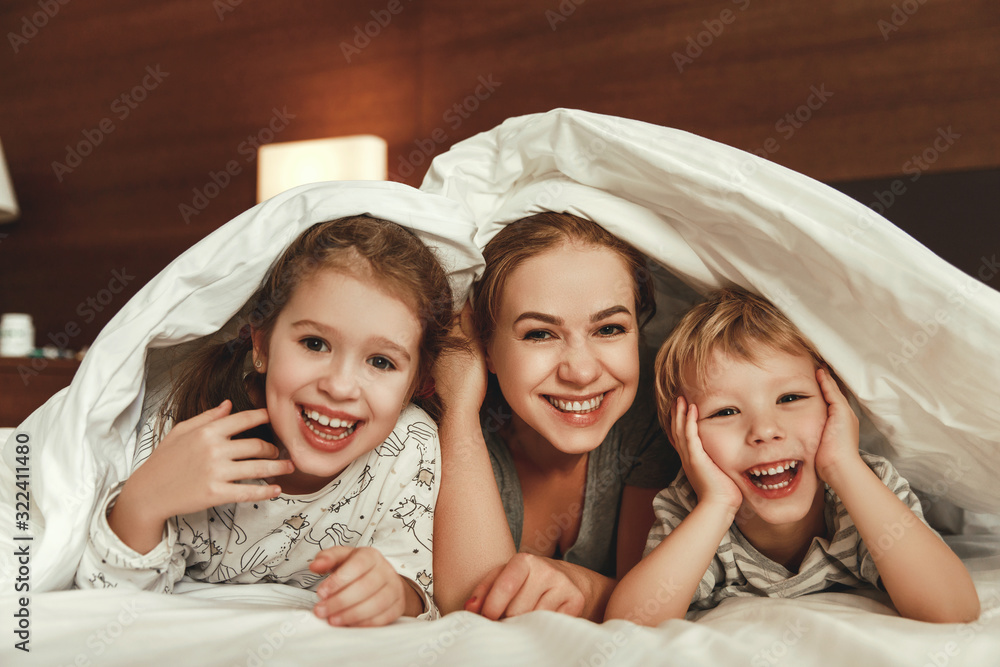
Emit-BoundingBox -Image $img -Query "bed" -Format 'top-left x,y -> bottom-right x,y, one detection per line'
3,109 -> 1000,666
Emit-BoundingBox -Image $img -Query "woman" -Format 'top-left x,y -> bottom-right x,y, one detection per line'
434,212 -> 680,621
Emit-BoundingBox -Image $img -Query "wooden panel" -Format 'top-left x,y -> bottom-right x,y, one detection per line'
0,358 -> 80,427
0,0 -> 996,353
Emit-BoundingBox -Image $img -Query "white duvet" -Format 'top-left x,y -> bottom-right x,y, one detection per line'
2,109 -> 999,666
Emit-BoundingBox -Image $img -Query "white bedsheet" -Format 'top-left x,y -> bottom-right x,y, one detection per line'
3,109 -> 1000,665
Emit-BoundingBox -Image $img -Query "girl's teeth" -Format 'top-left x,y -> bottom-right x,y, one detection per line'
547,395 -> 604,413
308,410 -> 353,429
302,410 -> 357,440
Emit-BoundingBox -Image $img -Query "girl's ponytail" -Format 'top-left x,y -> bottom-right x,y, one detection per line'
164,327 -> 260,424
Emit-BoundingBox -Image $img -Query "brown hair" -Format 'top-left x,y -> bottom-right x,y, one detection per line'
471,212 -> 656,346
653,287 -> 824,432
165,215 -> 454,424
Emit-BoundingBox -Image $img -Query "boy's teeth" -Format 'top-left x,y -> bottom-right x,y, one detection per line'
547,394 -> 604,413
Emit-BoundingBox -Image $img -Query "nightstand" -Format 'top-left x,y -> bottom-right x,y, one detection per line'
0,357 -> 80,427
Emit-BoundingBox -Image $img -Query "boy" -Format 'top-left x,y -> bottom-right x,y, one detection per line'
606,288 -> 979,624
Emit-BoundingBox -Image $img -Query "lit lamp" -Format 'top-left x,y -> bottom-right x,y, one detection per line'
0,137 -> 20,224
256,135 -> 387,203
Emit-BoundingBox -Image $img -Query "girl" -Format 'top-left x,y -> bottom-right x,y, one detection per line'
76,215 -> 453,626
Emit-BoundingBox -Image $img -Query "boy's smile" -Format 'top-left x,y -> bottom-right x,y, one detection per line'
683,347 -> 827,533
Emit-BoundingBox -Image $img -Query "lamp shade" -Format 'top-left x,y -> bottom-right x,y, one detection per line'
0,137 -> 19,224
256,135 -> 387,203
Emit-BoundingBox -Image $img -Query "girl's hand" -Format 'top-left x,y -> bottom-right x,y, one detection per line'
814,368 -> 861,482
671,397 -> 742,512
463,553 -> 586,619
115,401 -> 294,526
311,547 -> 420,626
433,302 -> 489,420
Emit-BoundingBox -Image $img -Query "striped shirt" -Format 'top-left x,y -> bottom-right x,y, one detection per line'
644,452 -> 929,614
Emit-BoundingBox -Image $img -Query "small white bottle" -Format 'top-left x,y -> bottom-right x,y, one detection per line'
0,313 -> 34,357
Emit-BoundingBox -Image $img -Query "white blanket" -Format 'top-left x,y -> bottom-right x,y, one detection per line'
422,108 -> 1000,514
2,110 -> 999,666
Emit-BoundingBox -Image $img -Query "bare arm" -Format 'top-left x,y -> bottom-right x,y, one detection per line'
607,399 -> 741,624
616,485 -> 660,578
433,408 -> 519,614
432,306 -> 517,614
824,459 -> 979,623
815,369 -> 979,623
607,500 -> 734,623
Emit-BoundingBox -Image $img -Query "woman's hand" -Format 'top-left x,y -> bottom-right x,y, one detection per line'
109,401 -> 294,553
311,547 -> 422,626
462,553 -> 586,619
433,302 -> 489,420
813,367 -> 861,483
671,397 -> 742,512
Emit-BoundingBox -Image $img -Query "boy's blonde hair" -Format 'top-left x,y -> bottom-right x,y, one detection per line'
653,287 -> 824,432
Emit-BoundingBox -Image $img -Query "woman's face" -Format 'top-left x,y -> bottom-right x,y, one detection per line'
486,241 -> 640,455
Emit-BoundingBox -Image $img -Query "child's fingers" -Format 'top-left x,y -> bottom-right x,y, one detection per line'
229,458 -> 295,484
223,480 -> 283,504
315,574 -> 395,625
314,548 -> 378,598
169,400 -> 233,436
816,368 -> 848,406
684,403 -> 701,454
320,583 -> 402,627
214,407 -> 271,436
228,438 -> 283,461
309,546 -> 354,576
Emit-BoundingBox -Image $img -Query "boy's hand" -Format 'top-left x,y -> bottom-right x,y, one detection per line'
814,368 -> 861,482
311,547 -> 419,626
671,397 -> 742,512
116,402 -> 293,522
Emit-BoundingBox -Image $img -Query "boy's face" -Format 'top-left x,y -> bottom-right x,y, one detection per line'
682,347 -> 827,530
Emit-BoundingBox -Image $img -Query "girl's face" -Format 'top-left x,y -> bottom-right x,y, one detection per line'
253,267 -> 421,494
486,242 -> 640,455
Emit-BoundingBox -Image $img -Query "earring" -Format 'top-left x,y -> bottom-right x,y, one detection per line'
254,359 -> 263,369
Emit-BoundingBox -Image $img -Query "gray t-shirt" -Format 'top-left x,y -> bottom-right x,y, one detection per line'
483,367 -> 679,577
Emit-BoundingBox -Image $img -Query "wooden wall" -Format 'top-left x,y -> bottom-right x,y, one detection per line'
0,0 -> 997,349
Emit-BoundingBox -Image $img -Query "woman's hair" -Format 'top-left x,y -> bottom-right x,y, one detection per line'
165,215 -> 454,423
471,212 -> 656,346
653,286 -> 824,431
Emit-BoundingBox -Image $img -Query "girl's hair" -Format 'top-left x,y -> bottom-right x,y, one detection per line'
653,287 -> 824,432
471,212 -> 656,346
165,215 -> 454,424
